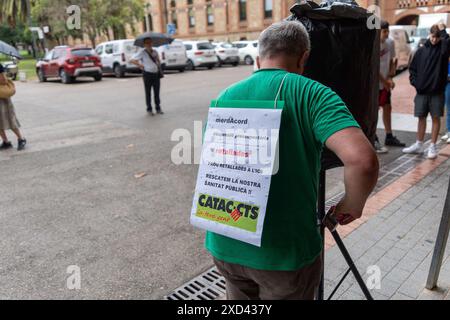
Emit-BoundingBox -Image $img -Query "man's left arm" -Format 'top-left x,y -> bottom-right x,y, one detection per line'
438,23 -> 450,55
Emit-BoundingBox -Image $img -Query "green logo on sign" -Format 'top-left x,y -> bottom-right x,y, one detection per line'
196,194 -> 259,232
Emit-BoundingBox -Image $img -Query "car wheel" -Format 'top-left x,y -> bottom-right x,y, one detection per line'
94,74 -> 103,81
208,65 -> 214,70
232,62 -> 239,67
244,55 -> 254,65
179,68 -> 185,73
186,60 -> 195,71
11,74 -> 17,81
114,64 -> 124,78
37,69 -> 47,82
60,69 -> 72,84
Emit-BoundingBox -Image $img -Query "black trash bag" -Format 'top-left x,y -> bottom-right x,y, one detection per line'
288,0 -> 379,170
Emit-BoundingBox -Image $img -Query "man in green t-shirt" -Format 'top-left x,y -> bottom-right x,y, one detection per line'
206,21 -> 379,300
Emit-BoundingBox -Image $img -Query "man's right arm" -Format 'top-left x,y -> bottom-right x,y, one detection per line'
326,128 -> 379,224
308,83 -> 379,225
130,50 -> 144,70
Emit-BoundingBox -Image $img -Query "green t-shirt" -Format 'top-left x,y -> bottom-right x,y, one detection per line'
205,69 -> 360,271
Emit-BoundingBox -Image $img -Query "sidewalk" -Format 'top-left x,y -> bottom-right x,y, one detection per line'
325,146 -> 450,300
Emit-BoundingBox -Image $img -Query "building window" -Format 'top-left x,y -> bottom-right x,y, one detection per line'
264,0 -> 272,19
189,9 -> 195,28
207,3 -> 214,26
187,0 -> 195,28
143,14 -> 154,32
239,0 -> 247,22
169,1 -> 177,29
171,11 -> 178,28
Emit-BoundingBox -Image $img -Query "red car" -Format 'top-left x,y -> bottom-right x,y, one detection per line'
36,46 -> 103,84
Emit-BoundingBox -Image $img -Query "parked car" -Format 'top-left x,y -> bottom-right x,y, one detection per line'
36,46 -> 102,84
389,27 -> 414,70
95,40 -> 140,78
232,41 -> 258,65
212,42 -> 239,67
183,41 -> 218,70
3,57 -> 19,80
155,40 -> 188,73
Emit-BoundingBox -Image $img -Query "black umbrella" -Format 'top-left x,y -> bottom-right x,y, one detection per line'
134,32 -> 174,48
0,40 -> 22,59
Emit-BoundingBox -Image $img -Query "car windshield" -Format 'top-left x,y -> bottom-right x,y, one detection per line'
197,43 -> 215,50
234,43 -> 247,49
71,49 -> 96,57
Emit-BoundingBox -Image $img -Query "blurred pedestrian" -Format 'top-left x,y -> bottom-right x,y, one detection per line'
404,23 -> 450,159
0,64 -> 26,151
130,38 -> 165,116
375,20 -> 406,154
442,58 -> 450,144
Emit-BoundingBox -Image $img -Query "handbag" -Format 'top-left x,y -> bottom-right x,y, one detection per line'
145,50 -> 164,79
0,79 -> 16,99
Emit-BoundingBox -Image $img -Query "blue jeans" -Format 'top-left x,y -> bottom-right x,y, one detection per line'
446,83 -> 450,132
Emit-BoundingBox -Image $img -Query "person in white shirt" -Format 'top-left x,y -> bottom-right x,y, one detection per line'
375,20 -> 406,154
131,38 -> 164,116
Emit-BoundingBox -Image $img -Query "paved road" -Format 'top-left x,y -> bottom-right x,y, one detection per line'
0,66 -> 419,299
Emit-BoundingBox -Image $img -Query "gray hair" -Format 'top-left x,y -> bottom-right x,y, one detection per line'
258,21 -> 310,59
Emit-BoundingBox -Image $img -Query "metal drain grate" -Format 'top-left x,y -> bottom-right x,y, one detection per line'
166,141 -> 441,300
165,267 -> 226,300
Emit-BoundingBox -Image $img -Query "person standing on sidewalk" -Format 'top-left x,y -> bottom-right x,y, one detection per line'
207,21 -> 379,300
404,24 -> 450,159
375,21 -> 406,154
442,58 -> 450,144
130,38 -> 164,116
0,64 -> 26,151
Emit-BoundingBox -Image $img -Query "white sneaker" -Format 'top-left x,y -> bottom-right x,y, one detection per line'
427,145 -> 438,160
403,142 -> 424,154
442,133 -> 449,141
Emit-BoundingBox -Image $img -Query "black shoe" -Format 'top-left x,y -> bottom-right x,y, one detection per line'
157,110 -> 164,115
0,141 -> 13,150
18,139 -> 27,151
385,136 -> 406,147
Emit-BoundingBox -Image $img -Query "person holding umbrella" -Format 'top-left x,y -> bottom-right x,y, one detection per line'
0,63 -> 27,151
131,37 -> 165,116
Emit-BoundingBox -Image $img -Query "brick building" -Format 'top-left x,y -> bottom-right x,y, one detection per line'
359,0 -> 450,25
139,0 -> 300,42
71,1 -> 450,47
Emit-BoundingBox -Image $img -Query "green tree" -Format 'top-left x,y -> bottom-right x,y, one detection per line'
31,0 -> 144,48
0,0 -> 30,26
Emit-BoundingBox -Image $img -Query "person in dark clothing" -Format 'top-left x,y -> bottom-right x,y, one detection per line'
404,24 -> 450,159
130,38 -> 164,116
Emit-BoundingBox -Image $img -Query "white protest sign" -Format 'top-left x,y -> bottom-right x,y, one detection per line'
191,107 -> 282,247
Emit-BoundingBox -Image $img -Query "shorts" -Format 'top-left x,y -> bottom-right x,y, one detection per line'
214,256 -> 322,300
379,89 -> 391,107
414,93 -> 445,118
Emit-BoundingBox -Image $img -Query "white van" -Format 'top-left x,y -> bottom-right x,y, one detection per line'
155,40 -> 188,73
96,40 -> 140,78
389,27 -> 414,70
